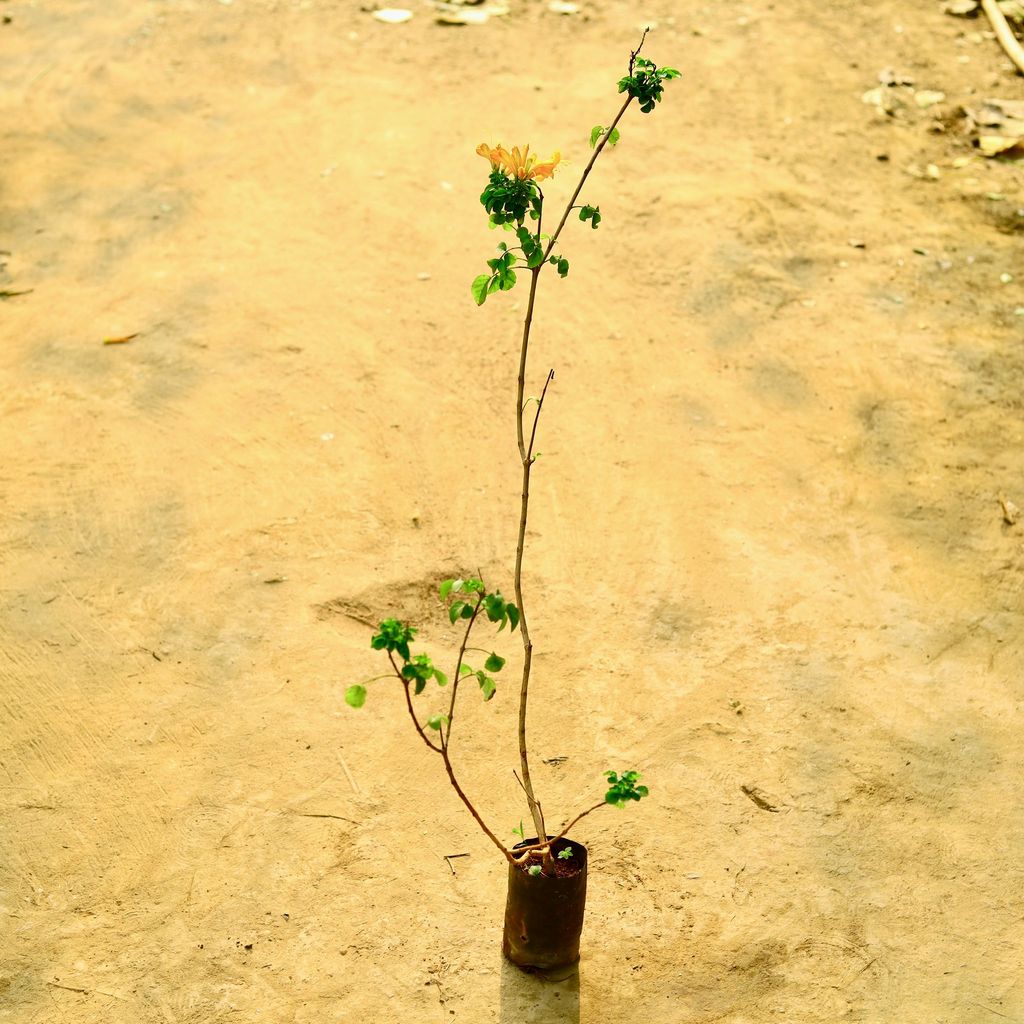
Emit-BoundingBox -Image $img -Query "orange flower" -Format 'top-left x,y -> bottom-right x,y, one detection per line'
477,142 -> 561,181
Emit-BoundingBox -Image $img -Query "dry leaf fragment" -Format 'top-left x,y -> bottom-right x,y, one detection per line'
999,494 -> 1020,525
967,98 -> 1024,155
740,784 -> 781,813
944,0 -> 979,14
102,333 -> 140,345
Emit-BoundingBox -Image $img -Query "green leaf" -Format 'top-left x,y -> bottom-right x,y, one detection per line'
396,642 -> 410,661
433,668 -> 448,687
506,604 -> 520,632
478,673 -> 496,701
483,593 -> 505,622
557,846 -> 574,860
471,274 -> 490,306
487,276 -> 501,295
439,579 -> 454,601
449,601 -> 466,624
427,714 -> 449,731
528,865 -> 542,876
608,127 -> 621,146
512,819 -> 525,839
345,684 -> 366,709
460,603 -> 474,619
557,258 -> 569,278
589,125 -> 604,148
484,652 -> 506,673
498,269 -> 517,291
459,664 -> 473,677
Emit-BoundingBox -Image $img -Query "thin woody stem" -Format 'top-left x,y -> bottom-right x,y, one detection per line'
440,747 -> 514,862
542,94 -> 633,262
443,594 -> 484,749
514,264 -> 548,845
512,801 -> 607,856
389,650 -> 512,862
527,369 -> 555,461
388,651 -> 442,754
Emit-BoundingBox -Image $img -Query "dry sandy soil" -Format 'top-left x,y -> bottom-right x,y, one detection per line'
3,0 -> 1024,1021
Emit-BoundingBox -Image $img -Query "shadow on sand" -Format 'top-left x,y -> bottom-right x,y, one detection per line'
498,957 -> 580,1024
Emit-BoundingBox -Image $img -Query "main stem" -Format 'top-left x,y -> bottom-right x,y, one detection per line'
513,91 -> 635,861
514,266 -> 547,846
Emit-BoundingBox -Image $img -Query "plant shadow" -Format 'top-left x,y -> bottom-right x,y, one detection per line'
498,957 -> 580,1024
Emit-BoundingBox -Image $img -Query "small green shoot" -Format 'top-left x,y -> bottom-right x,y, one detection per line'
604,770 -> 649,808
557,846 -> 574,860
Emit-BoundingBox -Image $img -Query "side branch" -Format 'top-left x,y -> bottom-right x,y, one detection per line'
443,595 -> 484,748
542,94 -> 633,261
527,369 -> 555,462
388,652 -> 443,753
511,801 -> 607,857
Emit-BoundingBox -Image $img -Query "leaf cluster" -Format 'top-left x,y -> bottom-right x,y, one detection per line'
617,58 -> 681,113
604,769 -> 650,808
578,204 -> 601,230
402,653 -> 448,694
472,247 -> 517,306
370,618 -> 416,661
480,168 -> 541,228
589,125 -> 621,148
547,254 -> 569,277
517,227 -> 546,269
440,577 -> 518,702
347,618 -> 451,709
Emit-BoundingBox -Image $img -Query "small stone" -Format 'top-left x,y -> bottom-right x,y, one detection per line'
1000,273 -> 1013,284
417,272 -> 431,281
372,7 -> 413,21
915,90 -> 946,108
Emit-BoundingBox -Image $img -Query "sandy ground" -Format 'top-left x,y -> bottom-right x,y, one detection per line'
3,0 -> 1024,1021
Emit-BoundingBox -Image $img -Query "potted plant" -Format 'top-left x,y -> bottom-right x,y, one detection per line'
345,37 -> 679,972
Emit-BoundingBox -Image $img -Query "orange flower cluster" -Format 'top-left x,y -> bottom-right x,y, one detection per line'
476,142 -> 561,182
